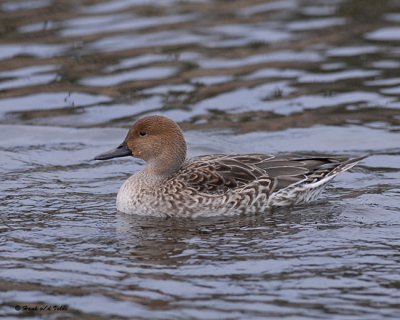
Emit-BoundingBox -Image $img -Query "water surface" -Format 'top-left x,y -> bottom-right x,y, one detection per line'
1,0 -> 399,319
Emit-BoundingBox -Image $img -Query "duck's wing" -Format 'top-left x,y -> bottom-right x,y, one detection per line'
179,154 -> 359,195
178,154 -> 268,194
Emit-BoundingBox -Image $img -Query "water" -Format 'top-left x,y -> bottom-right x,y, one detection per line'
1,0 -> 399,319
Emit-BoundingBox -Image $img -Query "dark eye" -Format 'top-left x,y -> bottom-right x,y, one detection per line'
139,131 -> 147,137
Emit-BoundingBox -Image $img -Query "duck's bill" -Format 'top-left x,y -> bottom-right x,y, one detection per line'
94,141 -> 132,160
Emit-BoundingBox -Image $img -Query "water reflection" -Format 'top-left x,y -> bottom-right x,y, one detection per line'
115,205 -> 341,268
0,0 -> 399,130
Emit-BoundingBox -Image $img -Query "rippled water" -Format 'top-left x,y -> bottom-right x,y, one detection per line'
1,0 -> 399,319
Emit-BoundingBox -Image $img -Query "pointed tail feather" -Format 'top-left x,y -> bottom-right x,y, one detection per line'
327,155 -> 368,177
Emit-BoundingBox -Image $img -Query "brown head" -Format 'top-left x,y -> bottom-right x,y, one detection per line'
95,115 -> 187,176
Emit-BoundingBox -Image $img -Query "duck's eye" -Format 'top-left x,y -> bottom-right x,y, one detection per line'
139,131 -> 147,137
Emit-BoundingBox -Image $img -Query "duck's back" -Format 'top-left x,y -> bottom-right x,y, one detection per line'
179,154 -> 354,194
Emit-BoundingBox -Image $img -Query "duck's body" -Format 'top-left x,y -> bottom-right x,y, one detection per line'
115,153 -> 364,218
95,116 -> 365,218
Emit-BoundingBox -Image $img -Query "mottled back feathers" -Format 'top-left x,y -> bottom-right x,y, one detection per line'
177,154 -> 355,197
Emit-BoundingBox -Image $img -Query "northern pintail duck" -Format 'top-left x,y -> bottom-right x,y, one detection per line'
95,115 -> 365,218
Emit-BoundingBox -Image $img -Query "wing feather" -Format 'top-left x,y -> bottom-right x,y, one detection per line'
178,154 -> 350,195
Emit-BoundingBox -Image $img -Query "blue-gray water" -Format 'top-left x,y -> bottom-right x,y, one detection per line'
0,0 -> 399,319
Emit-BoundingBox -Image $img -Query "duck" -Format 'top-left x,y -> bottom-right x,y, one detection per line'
95,115 -> 366,218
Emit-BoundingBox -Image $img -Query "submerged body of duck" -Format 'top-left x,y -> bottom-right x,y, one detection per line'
95,115 -> 365,218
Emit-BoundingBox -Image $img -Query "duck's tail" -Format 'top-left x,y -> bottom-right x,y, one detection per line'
268,155 -> 367,207
326,155 -> 368,178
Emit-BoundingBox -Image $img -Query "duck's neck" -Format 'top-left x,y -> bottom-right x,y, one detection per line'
144,141 -> 187,177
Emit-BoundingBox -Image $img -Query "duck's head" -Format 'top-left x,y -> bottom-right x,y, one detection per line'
95,115 -> 187,176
